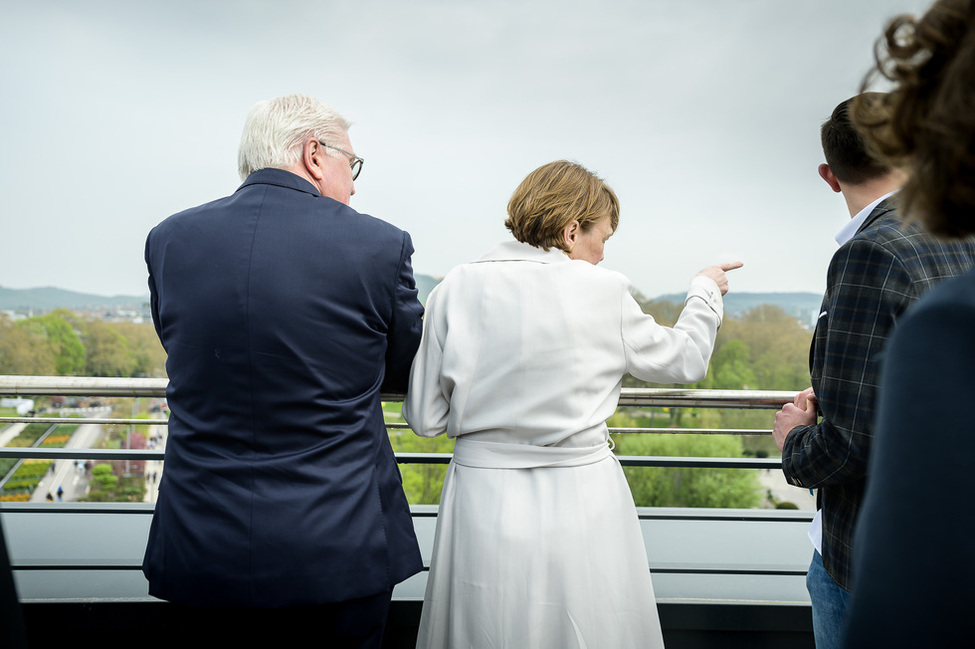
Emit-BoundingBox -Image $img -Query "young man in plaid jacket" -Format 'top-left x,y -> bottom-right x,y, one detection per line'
772,94 -> 975,649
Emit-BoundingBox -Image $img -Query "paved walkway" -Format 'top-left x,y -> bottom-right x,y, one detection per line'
29,410 -> 111,503
3,409 -> 167,504
0,422 -> 27,446
758,465 -> 817,510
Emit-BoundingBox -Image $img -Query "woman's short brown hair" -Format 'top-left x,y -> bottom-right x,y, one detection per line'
504,161 -> 620,253
854,0 -> 975,237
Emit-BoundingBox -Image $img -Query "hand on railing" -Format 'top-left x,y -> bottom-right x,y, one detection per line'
772,387 -> 818,451
793,387 -> 818,411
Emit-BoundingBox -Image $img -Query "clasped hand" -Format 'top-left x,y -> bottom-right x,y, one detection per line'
772,387 -> 818,451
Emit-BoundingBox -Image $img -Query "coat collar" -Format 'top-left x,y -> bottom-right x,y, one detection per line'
473,240 -> 572,264
238,168 -> 322,197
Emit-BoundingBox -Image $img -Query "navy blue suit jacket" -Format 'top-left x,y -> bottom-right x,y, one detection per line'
142,168 -> 424,606
843,268 -> 975,647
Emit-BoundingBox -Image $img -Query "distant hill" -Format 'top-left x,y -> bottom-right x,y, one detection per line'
0,286 -> 148,311
2,281 -> 820,327
416,278 -> 821,327
0,275 -> 446,313
655,291 -> 823,327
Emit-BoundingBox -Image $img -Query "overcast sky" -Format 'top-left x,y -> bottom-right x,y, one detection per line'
0,0 -> 931,300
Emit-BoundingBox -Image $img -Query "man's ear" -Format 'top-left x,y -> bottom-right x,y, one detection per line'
562,220 -> 580,251
303,138 -> 326,181
818,163 -> 842,193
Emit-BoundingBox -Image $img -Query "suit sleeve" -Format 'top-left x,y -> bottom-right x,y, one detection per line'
381,231 -> 424,393
624,275 -> 723,384
145,232 -> 163,343
781,238 -> 915,488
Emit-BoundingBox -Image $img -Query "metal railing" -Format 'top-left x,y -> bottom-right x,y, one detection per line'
0,374 -> 816,638
0,375 -> 797,470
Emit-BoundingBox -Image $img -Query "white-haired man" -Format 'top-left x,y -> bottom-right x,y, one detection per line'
142,94 -> 424,646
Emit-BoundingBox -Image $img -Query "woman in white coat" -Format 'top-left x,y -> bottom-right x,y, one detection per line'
403,160 -> 741,648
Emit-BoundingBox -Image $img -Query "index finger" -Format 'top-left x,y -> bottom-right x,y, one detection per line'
718,261 -> 744,272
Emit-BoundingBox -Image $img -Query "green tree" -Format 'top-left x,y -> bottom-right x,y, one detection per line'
84,321 -> 136,377
625,300 -> 811,392
31,309 -> 86,375
114,322 -> 167,377
710,339 -> 757,389
388,431 -> 454,504
90,463 -> 119,491
613,430 -> 762,508
0,314 -> 56,375
721,305 -> 810,389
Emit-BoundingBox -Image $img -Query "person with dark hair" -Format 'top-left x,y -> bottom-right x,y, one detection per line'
842,1 -> 975,645
403,160 -> 741,648
771,92 -> 975,648
819,94 -> 892,187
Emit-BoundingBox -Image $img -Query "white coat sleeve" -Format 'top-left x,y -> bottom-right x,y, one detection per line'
623,275 -> 723,384
402,286 -> 451,438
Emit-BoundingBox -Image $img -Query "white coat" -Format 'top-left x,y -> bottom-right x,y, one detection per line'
403,239 -> 723,648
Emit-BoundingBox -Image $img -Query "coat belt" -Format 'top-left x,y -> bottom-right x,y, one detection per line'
451,437 -> 613,469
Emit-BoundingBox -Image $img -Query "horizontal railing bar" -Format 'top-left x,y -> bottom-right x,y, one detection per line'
616,388 -> 796,409
0,448 -> 165,461
0,376 -> 168,397
0,448 -> 782,468
5,562 -> 809,577
609,427 -> 772,435
0,502 -> 811,520
1,420 -> 772,436
0,419 -> 772,435
0,417 -> 169,426
393,453 -> 781,469
618,456 -> 781,469
0,376 -> 797,409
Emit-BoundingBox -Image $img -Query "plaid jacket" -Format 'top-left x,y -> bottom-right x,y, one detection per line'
781,197 -> 975,591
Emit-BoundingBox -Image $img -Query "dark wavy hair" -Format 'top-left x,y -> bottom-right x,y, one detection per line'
853,0 -> 975,237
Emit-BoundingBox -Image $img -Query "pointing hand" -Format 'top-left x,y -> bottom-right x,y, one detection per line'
695,261 -> 744,296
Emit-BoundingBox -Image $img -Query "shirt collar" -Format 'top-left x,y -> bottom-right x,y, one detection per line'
835,189 -> 899,246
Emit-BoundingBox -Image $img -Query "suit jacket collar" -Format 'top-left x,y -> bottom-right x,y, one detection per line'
856,194 -> 898,235
239,167 -> 322,197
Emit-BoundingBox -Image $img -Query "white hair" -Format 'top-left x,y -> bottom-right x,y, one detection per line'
237,94 -> 352,181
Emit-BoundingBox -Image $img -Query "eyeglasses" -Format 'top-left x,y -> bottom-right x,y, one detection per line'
319,141 -> 364,181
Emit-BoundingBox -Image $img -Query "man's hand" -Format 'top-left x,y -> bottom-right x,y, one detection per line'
794,387 -> 817,410
773,389 -> 818,452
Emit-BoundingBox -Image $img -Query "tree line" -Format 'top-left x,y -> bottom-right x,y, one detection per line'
1,299 -> 812,390
0,309 -> 166,378
2,299 -> 814,508
632,296 -> 812,393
